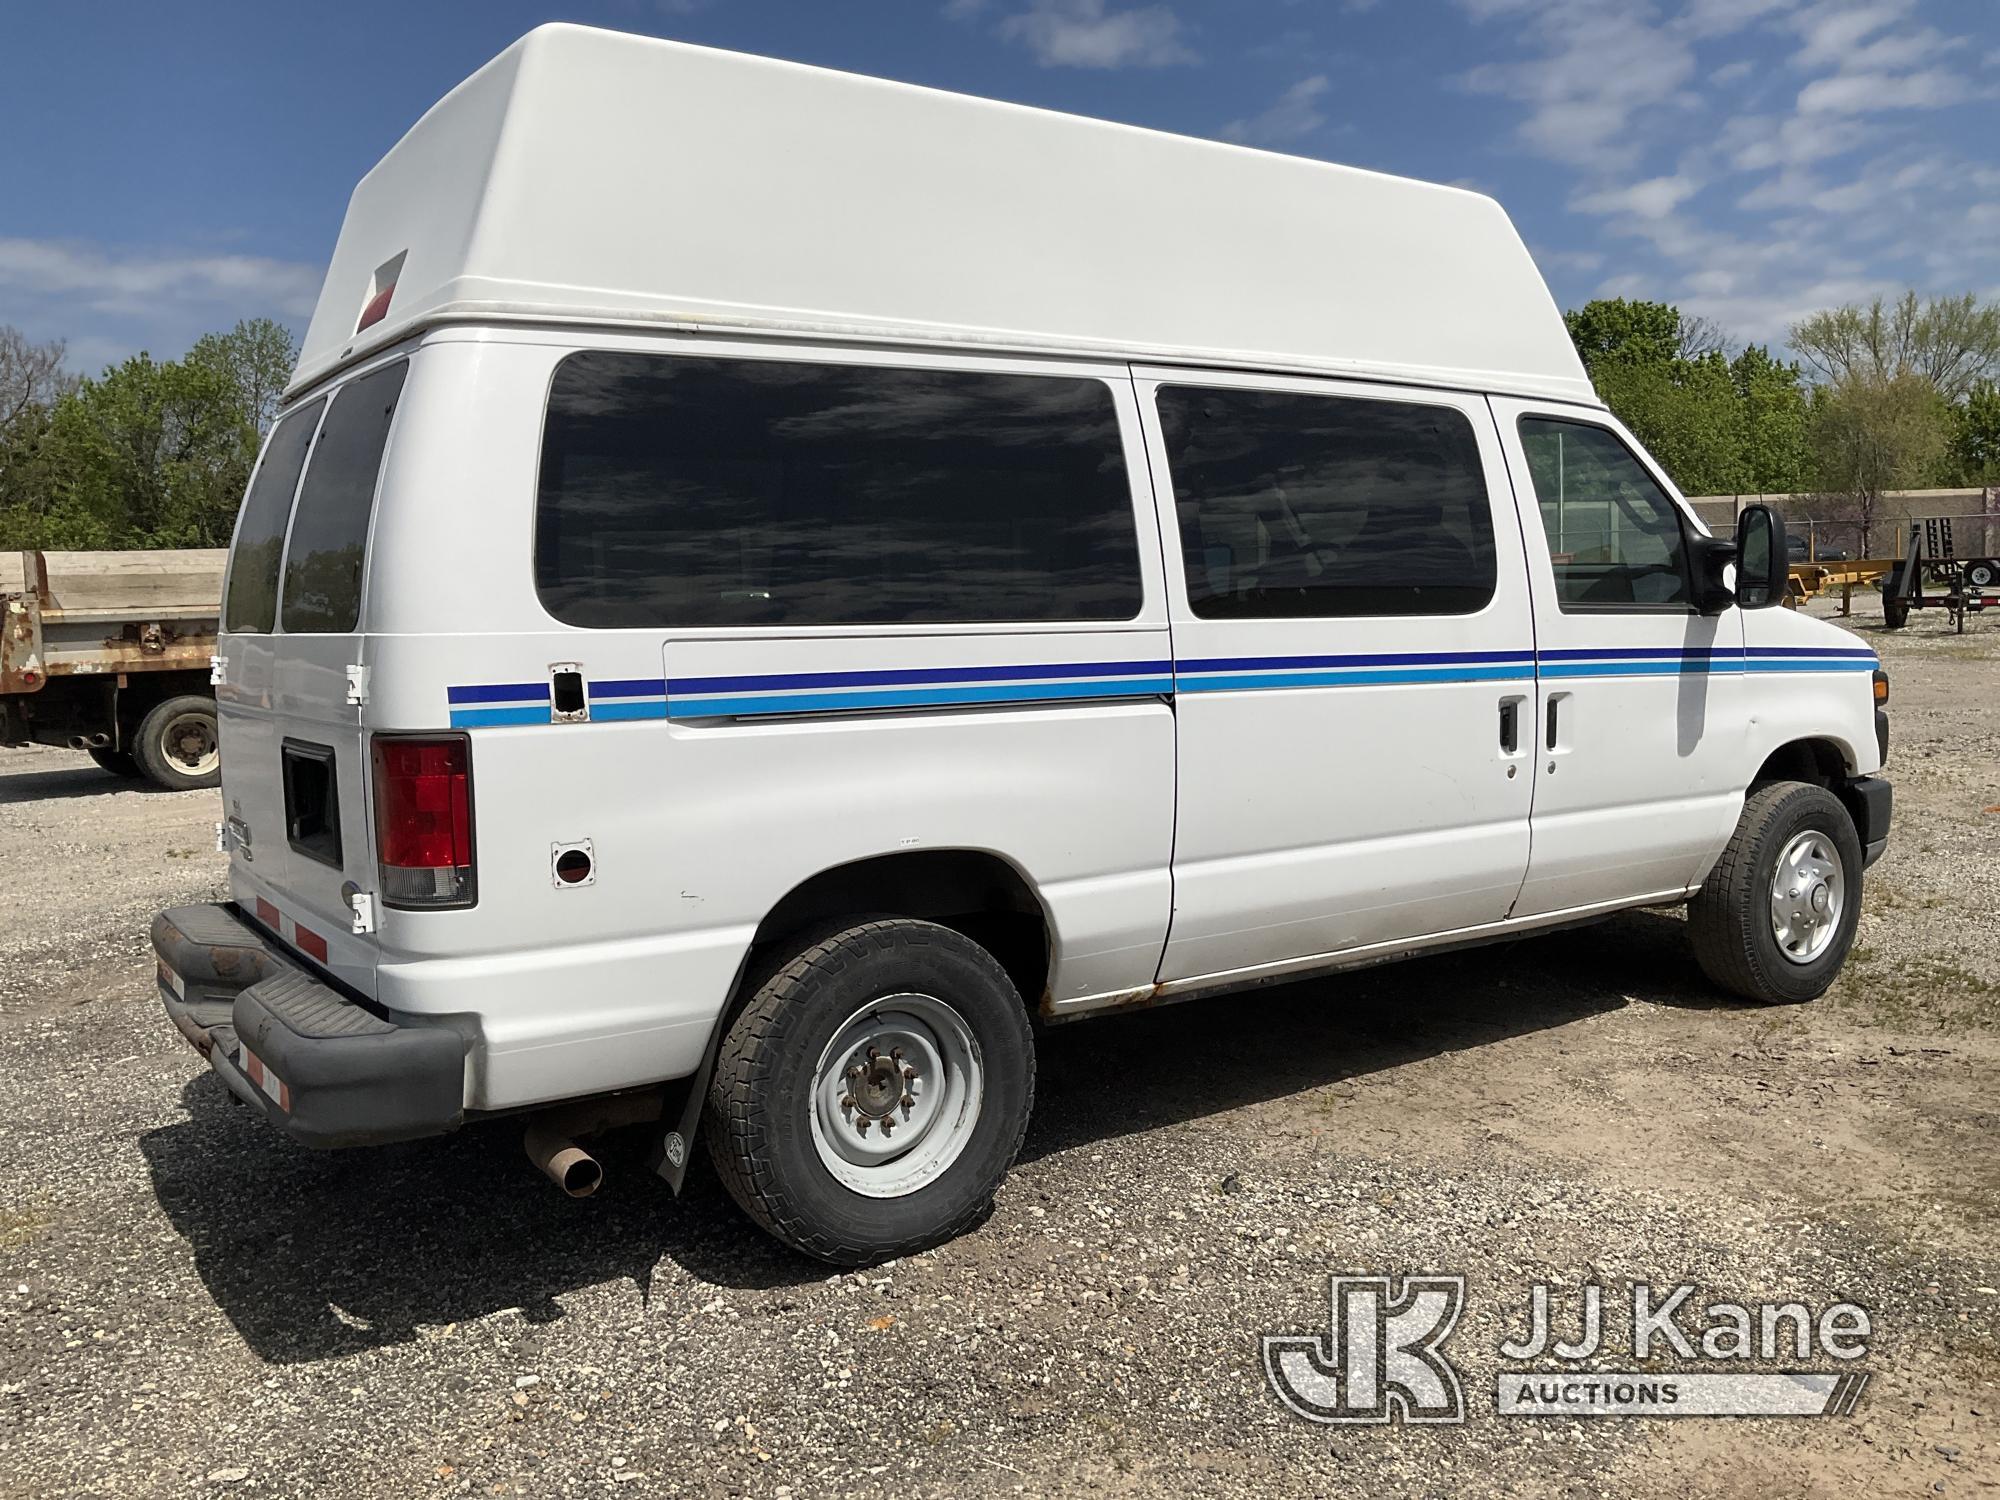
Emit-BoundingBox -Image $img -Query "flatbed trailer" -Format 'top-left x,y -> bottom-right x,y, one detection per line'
1879,519 -> 1999,632
0,549 -> 225,789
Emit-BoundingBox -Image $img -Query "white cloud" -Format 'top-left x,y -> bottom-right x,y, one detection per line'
1797,66 -> 1973,113
1789,0 -> 1909,71
1572,173 -> 1702,219
1456,0 -> 1696,170
1711,59 -> 1754,84
992,0 -> 1197,68
1680,0 -> 1796,39
1222,75 -> 1331,144
0,238 -> 320,319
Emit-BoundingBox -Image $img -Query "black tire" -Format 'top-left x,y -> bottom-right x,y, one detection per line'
87,747 -> 144,779
1688,781 -> 1864,1004
1968,559 -> 1998,591
1882,597 -> 1908,629
132,695 -> 221,791
705,919 -> 1035,1266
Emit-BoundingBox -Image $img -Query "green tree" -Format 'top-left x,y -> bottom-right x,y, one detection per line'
0,318 -> 297,550
1944,381 -> 2000,486
1792,292 -> 2000,402
1806,373 -> 1948,552
1730,343 -> 1810,494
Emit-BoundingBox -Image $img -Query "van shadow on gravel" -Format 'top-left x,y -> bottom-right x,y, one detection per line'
138,908 -> 1736,1365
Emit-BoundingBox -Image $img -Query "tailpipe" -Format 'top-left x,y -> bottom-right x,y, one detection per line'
521,1089 -> 669,1199
524,1123 -> 602,1198
67,735 -> 87,750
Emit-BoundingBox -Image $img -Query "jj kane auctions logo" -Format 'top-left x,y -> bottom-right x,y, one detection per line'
1264,1277 -> 1872,1423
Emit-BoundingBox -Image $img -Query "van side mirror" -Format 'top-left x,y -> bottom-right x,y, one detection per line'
1689,532 -> 1738,615
1733,505 -> 1788,610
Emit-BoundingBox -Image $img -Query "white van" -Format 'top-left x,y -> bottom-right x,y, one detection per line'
153,25 -> 1891,1264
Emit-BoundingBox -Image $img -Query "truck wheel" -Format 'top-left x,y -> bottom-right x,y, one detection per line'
1968,559 -> 1998,590
133,695 -> 221,791
705,919 -> 1035,1266
1687,781 -> 1864,1004
88,748 -> 144,779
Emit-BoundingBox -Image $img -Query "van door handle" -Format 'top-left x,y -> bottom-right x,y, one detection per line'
1546,695 -> 1561,751
1499,700 -> 1519,753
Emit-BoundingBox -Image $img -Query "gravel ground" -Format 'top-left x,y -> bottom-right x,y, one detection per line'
2,597 -> 1997,1499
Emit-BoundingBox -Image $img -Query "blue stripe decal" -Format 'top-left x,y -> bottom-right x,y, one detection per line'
590,677 -> 669,700
671,660 -> 1173,694
448,704 -> 551,728
593,699 -> 671,722
1178,664 -> 1533,692
668,677 -> 1173,720
447,643 -> 1875,724
1177,649 -> 1534,672
447,682 -> 549,706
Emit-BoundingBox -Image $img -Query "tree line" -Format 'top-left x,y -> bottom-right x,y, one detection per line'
1,295 -> 1996,557
1564,292 -> 2000,549
0,319 -> 295,551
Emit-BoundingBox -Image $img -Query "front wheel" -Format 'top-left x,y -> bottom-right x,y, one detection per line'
705,919 -> 1035,1265
1687,781 -> 1864,1004
132,695 -> 221,791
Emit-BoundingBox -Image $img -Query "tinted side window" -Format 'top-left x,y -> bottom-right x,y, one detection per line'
223,400 -> 322,634
534,353 -> 1141,628
1517,418 -> 1690,610
281,360 -> 408,633
1156,385 -> 1496,619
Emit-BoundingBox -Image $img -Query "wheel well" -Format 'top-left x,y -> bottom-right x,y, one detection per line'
750,850 -> 1051,1009
1751,738 -> 1848,792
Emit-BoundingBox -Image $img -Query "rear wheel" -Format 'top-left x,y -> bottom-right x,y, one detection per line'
88,747 -> 143,779
705,919 -> 1034,1266
132,695 -> 221,791
1688,781 -> 1863,1004
1968,559 -> 1999,590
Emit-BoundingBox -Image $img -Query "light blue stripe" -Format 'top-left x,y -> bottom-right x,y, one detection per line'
1540,660 -> 1745,678
449,705 -> 550,728
668,676 -> 1172,719
1178,664 -> 1534,692
1746,659 -> 1877,673
592,699 -> 670,721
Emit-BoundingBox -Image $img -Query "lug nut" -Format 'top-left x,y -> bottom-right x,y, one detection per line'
902,1066 -> 917,1082
901,1093 -> 915,1113
880,1116 -> 896,1136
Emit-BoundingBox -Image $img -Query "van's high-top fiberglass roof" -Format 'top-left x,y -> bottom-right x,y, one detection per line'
293,24 -> 1596,405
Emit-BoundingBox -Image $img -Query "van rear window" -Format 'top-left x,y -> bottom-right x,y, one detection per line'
533,352 -> 1142,628
280,360 -> 408,634
223,399 -> 323,634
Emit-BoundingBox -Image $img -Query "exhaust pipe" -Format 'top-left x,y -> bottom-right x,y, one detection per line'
524,1122 -> 603,1197
522,1089 -> 669,1199
67,735 -> 87,750
86,732 -> 111,748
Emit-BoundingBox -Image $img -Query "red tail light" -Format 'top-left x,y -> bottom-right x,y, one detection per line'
371,735 -> 475,908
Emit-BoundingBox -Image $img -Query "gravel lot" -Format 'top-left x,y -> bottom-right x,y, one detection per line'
2,598 -> 1996,1499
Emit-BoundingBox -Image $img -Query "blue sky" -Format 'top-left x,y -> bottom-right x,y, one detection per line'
2,0 -> 1995,374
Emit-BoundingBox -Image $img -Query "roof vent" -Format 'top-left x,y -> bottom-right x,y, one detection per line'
356,251 -> 407,334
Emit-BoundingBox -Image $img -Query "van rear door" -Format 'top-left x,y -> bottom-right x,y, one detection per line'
218,357 -> 409,993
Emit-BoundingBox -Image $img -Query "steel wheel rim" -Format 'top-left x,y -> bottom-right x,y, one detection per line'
159,711 -> 219,777
809,992 -> 983,1198
1769,829 -> 1844,965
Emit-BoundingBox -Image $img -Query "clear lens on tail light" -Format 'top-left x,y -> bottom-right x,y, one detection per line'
371,735 -> 475,908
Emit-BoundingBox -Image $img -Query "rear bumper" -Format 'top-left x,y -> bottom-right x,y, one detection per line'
151,902 -> 468,1148
1841,775 -> 1893,870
